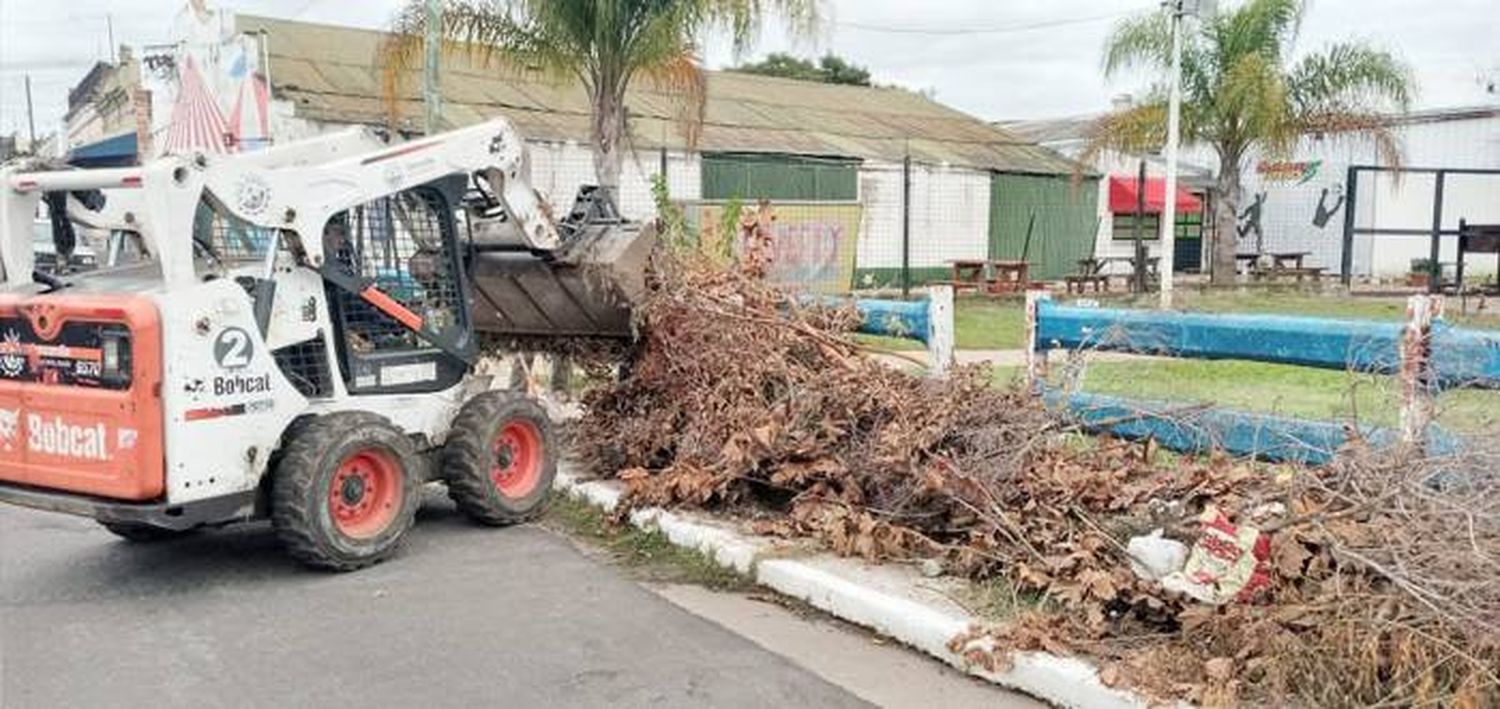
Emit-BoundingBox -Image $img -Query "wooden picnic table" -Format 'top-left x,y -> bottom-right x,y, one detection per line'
1097,255 -> 1159,268
1082,256 -> 1160,293
1246,251 -> 1324,283
1269,251 -> 1311,269
1235,253 -> 1262,274
1238,250 -> 1309,266
945,259 -> 990,293
944,259 -> 1031,295
1066,258 -> 1111,294
1097,255 -> 1160,277
987,259 -> 1030,294
1239,251 -> 1312,268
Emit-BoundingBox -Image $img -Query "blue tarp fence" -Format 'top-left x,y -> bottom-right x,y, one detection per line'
1030,297 -> 1495,463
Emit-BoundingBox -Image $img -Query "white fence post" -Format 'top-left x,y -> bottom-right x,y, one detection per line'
1399,295 -> 1441,452
926,285 -> 955,378
1025,290 -> 1052,393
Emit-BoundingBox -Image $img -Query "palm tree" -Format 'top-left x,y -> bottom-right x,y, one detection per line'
383,0 -> 820,205
1089,0 -> 1414,285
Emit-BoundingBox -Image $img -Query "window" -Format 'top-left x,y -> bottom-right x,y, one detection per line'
325,188 -> 464,356
193,197 -> 277,263
702,153 -> 859,202
1111,211 -> 1203,242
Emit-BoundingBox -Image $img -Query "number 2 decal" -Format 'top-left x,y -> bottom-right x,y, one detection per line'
214,327 -> 253,370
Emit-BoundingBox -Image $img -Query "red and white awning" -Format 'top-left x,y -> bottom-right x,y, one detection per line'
1108,177 -> 1203,215
162,56 -> 230,156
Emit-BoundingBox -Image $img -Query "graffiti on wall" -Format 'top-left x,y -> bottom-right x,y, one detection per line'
1256,160 -> 1323,185
694,203 -> 863,294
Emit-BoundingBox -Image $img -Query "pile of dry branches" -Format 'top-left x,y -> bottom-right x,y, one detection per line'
575,250 -> 1499,707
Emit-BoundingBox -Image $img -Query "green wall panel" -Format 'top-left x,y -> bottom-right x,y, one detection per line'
703,153 -> 859,202
988,174 -> 1101,281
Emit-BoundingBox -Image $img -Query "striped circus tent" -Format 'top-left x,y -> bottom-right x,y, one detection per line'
162,56 -> 230,155
228,71 -> 271,150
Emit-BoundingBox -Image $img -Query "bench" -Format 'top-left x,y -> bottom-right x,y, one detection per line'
1066,258 -> 1112,295
1064,274 -> 1109,294
935,279 -> 983,294
1252,266 -> 1325,284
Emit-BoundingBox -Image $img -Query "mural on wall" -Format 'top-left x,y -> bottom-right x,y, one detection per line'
162,56 -> 229,155
141,0 -> 271,158
1256,160 -> 1323,185
694,203 -> 863,294
1237,192 -> 1267,252
1312,184 -> 1346,229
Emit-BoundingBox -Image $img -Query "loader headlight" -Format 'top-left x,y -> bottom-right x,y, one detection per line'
102,337 -> 120,373
99,328 -> 131,386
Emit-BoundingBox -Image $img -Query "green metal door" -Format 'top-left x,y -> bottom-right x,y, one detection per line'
988,174 -> 1100,281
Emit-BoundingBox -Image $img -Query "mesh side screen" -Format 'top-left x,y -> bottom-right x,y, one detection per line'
194,198 -> 276,262
332,288 -> 423,354
327,190 -> 463,336
271,334 -> 333,398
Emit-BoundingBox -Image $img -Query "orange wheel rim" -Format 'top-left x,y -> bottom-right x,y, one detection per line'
328,448 -> 403,539
492,420 -> 543,499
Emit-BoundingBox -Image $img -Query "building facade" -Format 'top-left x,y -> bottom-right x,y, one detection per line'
1006,105 -> 1500,281
64,4 -> 1101,294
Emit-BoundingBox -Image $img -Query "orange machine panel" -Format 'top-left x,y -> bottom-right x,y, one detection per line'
0,293 -> 164,501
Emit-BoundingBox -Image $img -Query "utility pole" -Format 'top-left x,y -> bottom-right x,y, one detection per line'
1135,160 -> 1148,294
108,14 -> 117,64
423,0 -> 442,135
1159,0 -> 1185,308
24,75 -> 37,149
901,151 -> 912,299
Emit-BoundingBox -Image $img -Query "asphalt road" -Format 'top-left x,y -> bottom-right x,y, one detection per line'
0,493 -> 869,709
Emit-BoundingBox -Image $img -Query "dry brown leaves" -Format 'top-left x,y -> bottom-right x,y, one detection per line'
575,251 -> 1500,707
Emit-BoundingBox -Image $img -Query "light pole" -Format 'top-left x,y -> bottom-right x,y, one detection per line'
1158,0 -> 1185,308
424,0 -> 442,135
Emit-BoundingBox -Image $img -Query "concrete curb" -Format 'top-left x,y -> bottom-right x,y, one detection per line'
556,470 -> 1150,709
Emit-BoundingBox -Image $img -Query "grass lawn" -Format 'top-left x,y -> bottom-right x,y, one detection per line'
996,358 -> 1500,435
1114,289 -> 1500,330
1036,290 -> 1500,434
542,494 -> 752,591
857,295 -> 1027,352
863,289 -> 1499,435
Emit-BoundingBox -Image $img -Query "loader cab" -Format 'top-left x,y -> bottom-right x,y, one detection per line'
318,174 -> 474,396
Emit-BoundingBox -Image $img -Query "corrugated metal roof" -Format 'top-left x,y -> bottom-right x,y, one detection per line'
239,14 -> 1082,175
1000,104 -> 1500,143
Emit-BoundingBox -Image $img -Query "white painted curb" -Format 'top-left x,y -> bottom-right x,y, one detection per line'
556,470 -> 1151,709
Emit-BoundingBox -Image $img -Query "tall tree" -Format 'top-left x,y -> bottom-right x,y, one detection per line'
384,0 -> 819,205
1089,0 -> 1413,284
734,52 -> 872,86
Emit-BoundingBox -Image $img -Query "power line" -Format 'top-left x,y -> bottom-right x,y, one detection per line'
838,12 -> 1128,37
289,0 -> 328,19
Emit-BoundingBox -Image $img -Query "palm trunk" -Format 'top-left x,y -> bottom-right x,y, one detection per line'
590,81 -> 626,209
1211,154 -> 1244,286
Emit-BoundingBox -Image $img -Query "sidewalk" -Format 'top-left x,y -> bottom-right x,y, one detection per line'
557,468 -> 1153,709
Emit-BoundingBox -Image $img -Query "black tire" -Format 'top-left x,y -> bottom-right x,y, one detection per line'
442,391 -> 557,526
270,412 -> 421,571
98,521 -> 190,543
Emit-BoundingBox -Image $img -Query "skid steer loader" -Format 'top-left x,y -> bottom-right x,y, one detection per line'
0,118 -> 651,570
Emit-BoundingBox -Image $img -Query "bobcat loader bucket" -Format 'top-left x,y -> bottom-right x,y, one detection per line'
467,220 -> 655,340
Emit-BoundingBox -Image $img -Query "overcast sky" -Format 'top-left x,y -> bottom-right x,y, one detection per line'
1,0 -> 1496,140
